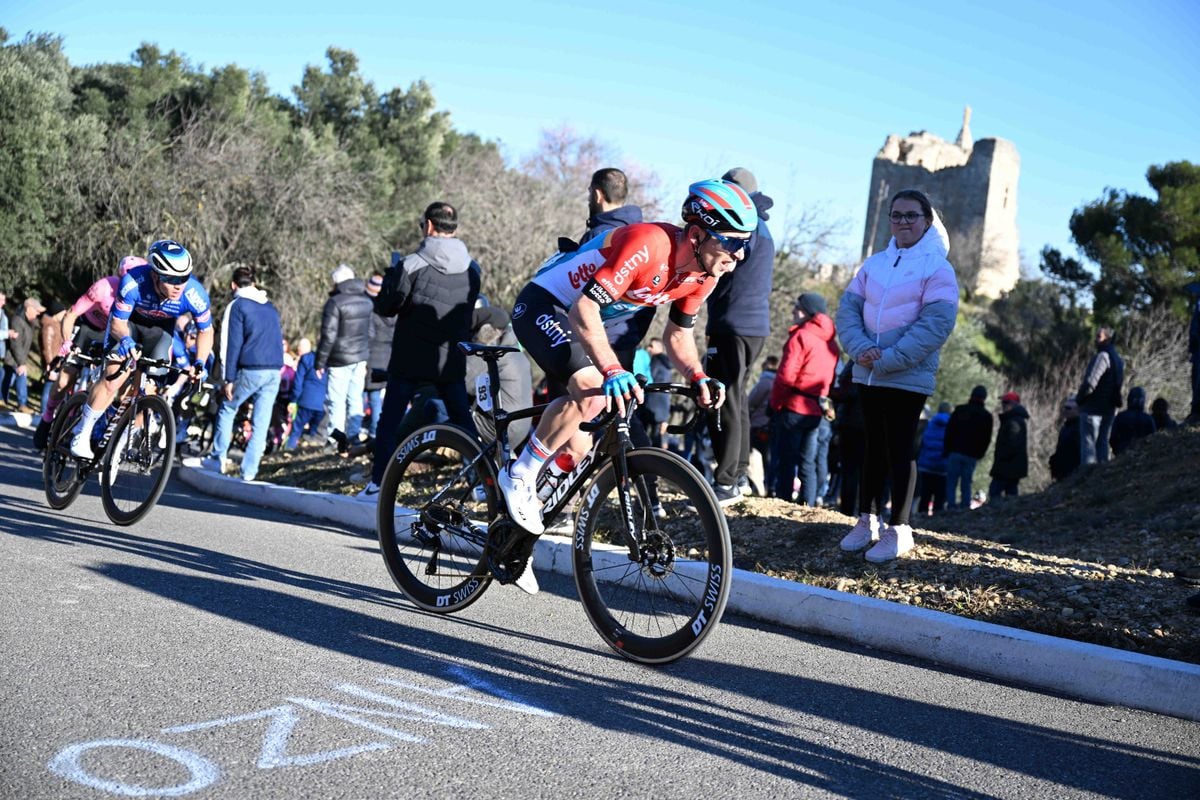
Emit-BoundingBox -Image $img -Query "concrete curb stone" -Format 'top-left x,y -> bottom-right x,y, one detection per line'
176,460 -> 1200,721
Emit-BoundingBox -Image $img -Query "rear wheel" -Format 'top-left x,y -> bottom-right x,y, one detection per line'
42,393 -> 89,510
377,424 -> 498,612
573,448 -> 732,664
101,395 -> 176,526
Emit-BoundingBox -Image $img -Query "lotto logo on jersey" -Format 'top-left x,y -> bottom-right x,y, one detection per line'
627,287 -> 673,306
567,261 -> 601,290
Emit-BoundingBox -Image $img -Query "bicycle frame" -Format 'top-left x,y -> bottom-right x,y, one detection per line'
471,349 -> 698,561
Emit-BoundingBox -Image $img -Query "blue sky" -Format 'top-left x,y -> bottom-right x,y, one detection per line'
6,0 -> 1199,270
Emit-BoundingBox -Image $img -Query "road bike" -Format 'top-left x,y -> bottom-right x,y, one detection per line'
376,342 -> 732,664
43,353 -> 182,525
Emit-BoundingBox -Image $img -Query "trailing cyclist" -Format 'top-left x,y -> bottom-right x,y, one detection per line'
33,256 -> 144,450
499,178 -> 756,549
69,240 -> 213,460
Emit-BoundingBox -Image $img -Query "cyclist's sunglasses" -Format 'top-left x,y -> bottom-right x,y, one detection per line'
705,228 -> 751,255
156,272 -> 190,286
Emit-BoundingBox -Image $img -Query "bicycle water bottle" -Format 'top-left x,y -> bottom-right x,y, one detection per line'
536,452 -> 576,502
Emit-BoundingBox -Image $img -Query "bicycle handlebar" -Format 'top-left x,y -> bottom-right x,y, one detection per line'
579,379 -> 710,435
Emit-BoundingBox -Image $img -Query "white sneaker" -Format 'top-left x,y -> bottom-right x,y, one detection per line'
839,513 -> 880,552
69,433 -> 94,460
498,462 -> 544,535
357,481 -> 381,501
513,556 -> 540,595
865,524 -> 914,563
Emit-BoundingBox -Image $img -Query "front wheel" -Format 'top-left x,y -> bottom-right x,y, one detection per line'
573,448 -> 732,664
377,424 -> 498,613
101,395 -> 176,526
43,393 -> 89,510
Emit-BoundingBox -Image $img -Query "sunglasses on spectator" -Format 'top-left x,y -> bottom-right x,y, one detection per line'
889,211 -> 925,224
705,228 -> 751,255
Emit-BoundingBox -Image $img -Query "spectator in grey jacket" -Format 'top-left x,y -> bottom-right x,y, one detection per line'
1077,326 -> 1124,465
316,263 -> 374,454
360,201 -> 481,498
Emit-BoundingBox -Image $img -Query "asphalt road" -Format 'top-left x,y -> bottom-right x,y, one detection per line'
1,425 -> 1197,799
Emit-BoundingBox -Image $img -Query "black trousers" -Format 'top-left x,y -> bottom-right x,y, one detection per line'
705,333 -> 765,487
858,384 -> 926,526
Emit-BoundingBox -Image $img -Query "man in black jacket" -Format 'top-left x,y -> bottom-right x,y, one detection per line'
359,201 -> 481,498
363,272 -> 394,443
315,263 -> 374,454
705,167 -> 775,505
942,385 -> 994,510
1077,325 -> 1124,464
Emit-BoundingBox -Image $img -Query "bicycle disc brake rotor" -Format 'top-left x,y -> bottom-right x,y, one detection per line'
639,530 -> 677,578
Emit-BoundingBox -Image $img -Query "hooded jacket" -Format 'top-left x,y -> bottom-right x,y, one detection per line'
1077,340 -> 1124,416
290,351 -> 328,410
316,279 -> 374,369
376,236 -> 481,381
769,312 -> 840,416
1110,387 -> 1156,454
580,205 -> 643,246
706,192 -> 776,338
218,285 -> 284,384
835,215 -> 959,395
990,402 -> 1029,481
943,398 -> 994,459
916,411 -> 951,474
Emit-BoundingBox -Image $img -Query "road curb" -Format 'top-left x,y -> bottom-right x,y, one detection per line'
176,462 -> 1200,721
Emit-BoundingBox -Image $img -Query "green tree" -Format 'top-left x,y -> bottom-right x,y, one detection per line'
1041,160 -> 1200,324
0,31 -> 78,293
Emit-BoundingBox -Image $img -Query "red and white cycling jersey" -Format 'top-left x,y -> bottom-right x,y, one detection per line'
531,223 -> 716,323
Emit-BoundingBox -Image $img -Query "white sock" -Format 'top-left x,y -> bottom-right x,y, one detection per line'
73,404 -> 102,438
509,432 -> 552,482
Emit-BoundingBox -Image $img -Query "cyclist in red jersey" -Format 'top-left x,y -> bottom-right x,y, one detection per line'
500,179 -> 758,551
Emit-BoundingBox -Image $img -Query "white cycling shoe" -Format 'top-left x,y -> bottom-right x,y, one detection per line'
498,462 -> 544,536
69,433 -> 94,461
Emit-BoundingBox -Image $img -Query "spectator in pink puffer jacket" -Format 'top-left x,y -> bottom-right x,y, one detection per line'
834,189 -> 959,563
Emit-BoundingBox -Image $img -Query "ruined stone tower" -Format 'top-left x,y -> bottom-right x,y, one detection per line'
862,107 -> 1020,298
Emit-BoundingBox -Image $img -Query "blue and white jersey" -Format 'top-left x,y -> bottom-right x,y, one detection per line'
112,265 -> 213,331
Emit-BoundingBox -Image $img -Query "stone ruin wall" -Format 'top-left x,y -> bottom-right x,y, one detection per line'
862,111 -> 1020,299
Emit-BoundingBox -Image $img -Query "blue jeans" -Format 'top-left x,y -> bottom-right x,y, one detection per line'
324,361 -> 366,440
1080,412 -> 1113,465
944,452 -> 977,509
365,387 -> 384,438
772,411 -> 822,505
212,369 -> 282,481
2,367 -> 27,407
285,406 -> 324,449
815,416 -> 833,499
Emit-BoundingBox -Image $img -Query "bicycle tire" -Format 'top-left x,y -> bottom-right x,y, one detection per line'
377,424 -> 497,613
573,447 -> 732,664
101,395 -> 176,526
42,393 -> 89,510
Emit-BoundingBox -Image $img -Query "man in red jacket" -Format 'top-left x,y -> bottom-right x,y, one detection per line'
769,293 -> 840,505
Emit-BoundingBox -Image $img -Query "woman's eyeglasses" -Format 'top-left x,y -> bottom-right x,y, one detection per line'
889,211 -> 925,224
